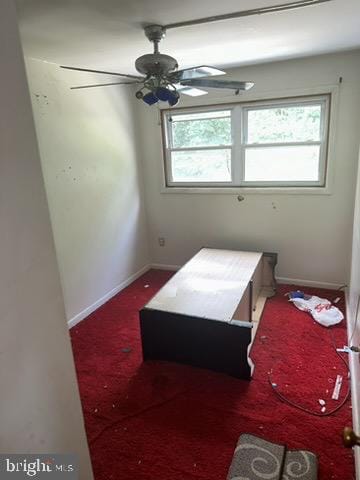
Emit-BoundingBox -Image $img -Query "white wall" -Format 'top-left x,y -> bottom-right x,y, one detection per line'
0,2 -> 93,478
138,50 -> 360,287
25,59 -> 150,325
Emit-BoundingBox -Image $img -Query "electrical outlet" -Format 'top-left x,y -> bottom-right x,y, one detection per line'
158,237 -> 165,247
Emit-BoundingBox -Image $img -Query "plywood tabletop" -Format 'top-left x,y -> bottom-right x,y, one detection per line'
144,248 -> 262,322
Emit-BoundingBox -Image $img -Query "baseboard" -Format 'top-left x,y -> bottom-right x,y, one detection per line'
276,276 -> 343,290
150,263 -> 181,271
346,290 -> 360,480
149,264 -> 343,289
68,264 -> 150,328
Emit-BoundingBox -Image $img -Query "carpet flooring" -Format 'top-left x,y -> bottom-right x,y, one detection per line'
70,270 -> 355,480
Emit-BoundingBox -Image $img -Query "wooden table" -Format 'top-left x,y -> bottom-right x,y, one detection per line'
140,248 -> 276,379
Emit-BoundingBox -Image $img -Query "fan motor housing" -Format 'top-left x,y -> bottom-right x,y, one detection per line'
135,53 -> 178,77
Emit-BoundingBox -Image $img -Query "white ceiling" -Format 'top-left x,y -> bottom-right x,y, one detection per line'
16,0 -> 360,76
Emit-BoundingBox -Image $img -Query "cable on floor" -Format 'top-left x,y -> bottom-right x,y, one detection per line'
268,326 -> 350,417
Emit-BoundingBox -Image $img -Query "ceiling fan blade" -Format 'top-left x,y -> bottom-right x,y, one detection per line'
164,0 -> 333,29
71,81 -> 142,90
61,65 -> 143,80
180,78 -> 254,91
175,84 -> 208,97
169,66 -> 225,82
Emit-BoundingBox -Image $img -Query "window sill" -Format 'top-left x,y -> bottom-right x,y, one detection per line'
160,185 -> 332,195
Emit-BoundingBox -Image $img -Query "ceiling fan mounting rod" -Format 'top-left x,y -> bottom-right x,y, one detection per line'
163,0 -> 333,30
144,24 -> 166,53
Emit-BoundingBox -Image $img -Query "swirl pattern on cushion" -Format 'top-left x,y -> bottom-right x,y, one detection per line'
227,434 -> 317,480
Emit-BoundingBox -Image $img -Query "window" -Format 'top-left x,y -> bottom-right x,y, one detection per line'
165,110 -> 233,184
162,95 -> 330,189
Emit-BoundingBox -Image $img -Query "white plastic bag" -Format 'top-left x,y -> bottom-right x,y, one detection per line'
289,295 -> 344,327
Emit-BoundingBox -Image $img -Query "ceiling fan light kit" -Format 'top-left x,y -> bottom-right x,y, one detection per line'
60,0 -> 333,107
140,87 -> 180,106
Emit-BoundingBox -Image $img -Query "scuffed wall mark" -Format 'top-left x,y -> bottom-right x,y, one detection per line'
32,93 -> 50,115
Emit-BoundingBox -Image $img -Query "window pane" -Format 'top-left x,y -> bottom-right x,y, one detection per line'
247,104 -> 322,144
171,149 -> 232,182
244,145 -> 321,182
171,110 -> 231,148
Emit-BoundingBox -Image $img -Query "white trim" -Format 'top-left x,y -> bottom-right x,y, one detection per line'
149,263 -> 344,289
150,263 -> 181,271
68,264 -> 150,328
276,276 -> 344,290
346,290 -> 360,479
160,185 -> 332,195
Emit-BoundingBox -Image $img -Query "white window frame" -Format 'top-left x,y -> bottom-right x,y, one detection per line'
161,93 -> 331,191
163,106 -> 235,187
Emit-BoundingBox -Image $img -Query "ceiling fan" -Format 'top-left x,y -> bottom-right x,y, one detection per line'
61,0 -> 333,107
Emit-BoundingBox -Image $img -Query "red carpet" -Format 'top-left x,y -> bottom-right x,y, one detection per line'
70,270 -> 354,479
